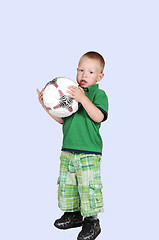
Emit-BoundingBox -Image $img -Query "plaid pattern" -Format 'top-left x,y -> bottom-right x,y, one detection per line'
57,151 -> 104,217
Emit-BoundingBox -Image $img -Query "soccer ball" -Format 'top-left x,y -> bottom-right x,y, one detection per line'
42,77 -> 79,118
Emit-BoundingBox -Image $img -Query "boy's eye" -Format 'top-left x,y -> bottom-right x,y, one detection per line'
79,69 -> 83,72
90,71 -> 93,74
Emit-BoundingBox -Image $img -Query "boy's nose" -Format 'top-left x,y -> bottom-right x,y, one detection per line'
82,71 -> 87,77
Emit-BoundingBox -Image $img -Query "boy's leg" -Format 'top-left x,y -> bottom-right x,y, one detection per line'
75,153 -> 104,217
57,151 -> 80,212
75,153 -> 103,240
54,151 -> 83,229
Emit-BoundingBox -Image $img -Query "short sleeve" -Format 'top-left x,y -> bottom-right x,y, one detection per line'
93,90 -> 109,122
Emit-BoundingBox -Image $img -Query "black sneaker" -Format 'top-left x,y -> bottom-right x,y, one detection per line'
77,217 -> 101,240
54,211 -> 83,230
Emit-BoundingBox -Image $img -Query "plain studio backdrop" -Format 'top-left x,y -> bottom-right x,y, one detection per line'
0,0 -> 158,239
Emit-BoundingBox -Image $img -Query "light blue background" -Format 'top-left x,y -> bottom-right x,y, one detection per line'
0,0 -> 159,239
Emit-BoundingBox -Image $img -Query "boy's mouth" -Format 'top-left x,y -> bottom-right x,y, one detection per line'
80,80 -> 87,85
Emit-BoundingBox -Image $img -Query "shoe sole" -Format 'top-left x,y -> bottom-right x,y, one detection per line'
77,228 -> 101,240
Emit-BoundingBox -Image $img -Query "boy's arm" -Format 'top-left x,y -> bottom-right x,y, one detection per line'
67,86 -> 104,123
80,96 -> 104,123
37,89 -> 63,124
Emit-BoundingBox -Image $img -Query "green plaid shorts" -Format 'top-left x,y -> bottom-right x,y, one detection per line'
57,151 -> 104,217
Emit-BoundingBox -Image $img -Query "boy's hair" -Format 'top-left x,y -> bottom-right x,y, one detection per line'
80,51 -> 105,72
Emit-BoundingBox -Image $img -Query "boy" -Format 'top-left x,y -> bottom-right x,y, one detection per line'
37,51 -> 108,240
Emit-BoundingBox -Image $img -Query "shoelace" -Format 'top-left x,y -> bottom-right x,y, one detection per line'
61,212 -> 71,220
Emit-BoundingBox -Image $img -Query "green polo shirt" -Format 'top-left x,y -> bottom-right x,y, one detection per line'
61,84 -> 108,155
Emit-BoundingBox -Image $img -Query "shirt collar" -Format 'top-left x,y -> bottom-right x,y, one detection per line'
83,84 -> 99,92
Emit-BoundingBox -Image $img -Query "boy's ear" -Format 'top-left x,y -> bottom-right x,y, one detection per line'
97,73 -> 104,82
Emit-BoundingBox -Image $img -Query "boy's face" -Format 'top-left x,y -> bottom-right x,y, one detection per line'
76,56 -> 104,88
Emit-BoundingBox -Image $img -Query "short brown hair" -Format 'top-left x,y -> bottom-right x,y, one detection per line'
80,51 -> 105,72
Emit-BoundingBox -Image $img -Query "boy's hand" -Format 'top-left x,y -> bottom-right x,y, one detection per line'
67,86 -> 86,103
37,88 -> 45,108
67,85 -> 104,122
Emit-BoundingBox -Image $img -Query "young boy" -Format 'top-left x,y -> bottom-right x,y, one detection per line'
37,51 -> 108,240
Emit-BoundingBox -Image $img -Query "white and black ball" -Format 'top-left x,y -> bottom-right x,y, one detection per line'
42,77 -> 79,118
